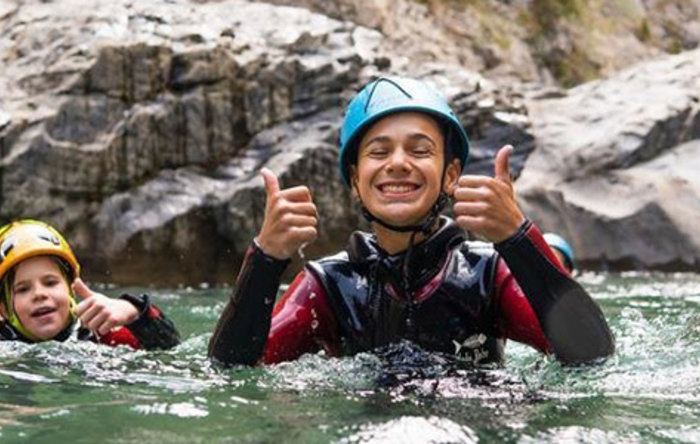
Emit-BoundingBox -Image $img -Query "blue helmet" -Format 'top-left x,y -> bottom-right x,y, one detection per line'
338,76 -> 470,187
543,233 -> 575,270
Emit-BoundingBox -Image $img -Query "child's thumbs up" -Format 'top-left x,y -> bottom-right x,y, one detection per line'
73,278 -> 95,319
72,278 -> 93,301
72,278 -> 138,335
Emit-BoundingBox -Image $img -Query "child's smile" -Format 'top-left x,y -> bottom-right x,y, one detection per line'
353,112 -> 456,227
10,256 -> 72,340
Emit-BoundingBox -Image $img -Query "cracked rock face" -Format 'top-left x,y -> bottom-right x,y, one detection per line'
1,0 -> 532,284
518,49 -> 700,270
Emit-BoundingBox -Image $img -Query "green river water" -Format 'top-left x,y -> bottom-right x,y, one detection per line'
0,271 -> 698,443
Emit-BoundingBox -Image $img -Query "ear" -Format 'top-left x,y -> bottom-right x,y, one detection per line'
349,165 -> 360,199
443,158 -> 461,195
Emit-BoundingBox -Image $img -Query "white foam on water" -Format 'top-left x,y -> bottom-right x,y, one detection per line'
131,401 -> 209,418
337,416 -> 478,444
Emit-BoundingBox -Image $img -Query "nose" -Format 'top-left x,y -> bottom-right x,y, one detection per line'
31,284 -> 50,302
386,146 -> 411,174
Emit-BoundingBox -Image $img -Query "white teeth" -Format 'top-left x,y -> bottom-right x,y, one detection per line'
381,184 -> 415,193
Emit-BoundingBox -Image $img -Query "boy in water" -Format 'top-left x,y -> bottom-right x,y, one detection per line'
209,77 -> 614,366
0,220 -> 180,349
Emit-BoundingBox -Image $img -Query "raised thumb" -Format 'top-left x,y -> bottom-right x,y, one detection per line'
72,278 -> 93,300
494,145 -> 513,184
261,167 -> 280,198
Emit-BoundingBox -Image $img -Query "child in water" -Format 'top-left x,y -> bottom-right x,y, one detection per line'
209,76 -> 614,366
0,220 -> 180,349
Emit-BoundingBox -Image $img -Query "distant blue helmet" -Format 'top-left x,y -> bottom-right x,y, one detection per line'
543,233 -> 575,270
339,76 -> 470,187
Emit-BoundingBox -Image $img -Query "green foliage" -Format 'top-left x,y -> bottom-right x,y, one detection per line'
408,0 -> 690,87
546,47 -> 600,87
532,0 -> 582,32
662,21 -> 685,54
668,38 -> 683,54
636,19 -> 651,42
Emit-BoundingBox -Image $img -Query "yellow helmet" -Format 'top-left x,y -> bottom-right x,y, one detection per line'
0,220 -> 80,282
0,220 -> 80,341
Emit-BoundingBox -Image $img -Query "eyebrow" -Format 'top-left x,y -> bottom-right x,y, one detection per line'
362,132 -> 438,148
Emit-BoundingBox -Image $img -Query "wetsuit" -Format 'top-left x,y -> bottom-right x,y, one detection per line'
0,294 -> 180,350
209,217 -> 614,366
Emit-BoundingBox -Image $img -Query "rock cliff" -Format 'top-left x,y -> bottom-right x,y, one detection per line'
263,0 -> 700,86
2,0 -> 699,283
518,48 -> 700,270
0,0 -> 530,283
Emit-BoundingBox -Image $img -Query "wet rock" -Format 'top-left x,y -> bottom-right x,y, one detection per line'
517,49 -> 700,270
264,0 -> 700,86
1,0 -> 532,284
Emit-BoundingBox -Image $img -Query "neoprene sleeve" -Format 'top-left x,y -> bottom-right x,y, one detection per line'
208,245 -> 290,365
120,294 -> 181,350
495,220 -> 615,364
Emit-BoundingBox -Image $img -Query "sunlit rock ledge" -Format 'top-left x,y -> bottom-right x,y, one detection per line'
518,48 -> 700,271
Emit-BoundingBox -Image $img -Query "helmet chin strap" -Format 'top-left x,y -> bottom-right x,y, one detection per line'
359,192 -> 448,236
352,122 -> 456,336
358,191 -> 448,338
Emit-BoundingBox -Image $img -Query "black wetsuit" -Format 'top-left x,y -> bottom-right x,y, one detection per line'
209,218 -> 614,365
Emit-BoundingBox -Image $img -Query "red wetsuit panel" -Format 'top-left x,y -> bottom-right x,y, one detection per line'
209,219 -> 612,366
523,223 -> 572,276
495,223 -> 571,354
495,259 -> 551,353
99,326 -> 142,350
263,270 -> 339,364
261,223 -> 580,363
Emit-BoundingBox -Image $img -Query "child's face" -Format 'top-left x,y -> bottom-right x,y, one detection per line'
9,256 -> 72,340
352,112 -> 459,227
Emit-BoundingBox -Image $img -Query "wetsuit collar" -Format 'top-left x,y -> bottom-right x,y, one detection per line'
347,216 -> 465,291
0,319 -> 87,343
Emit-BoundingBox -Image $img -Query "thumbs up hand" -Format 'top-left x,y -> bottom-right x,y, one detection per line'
452,145 -> 525,243
73,278 -> 139,335
256,168 -> 318,260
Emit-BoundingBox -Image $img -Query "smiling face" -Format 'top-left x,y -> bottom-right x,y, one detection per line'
2,256 -> 72,341
351,112 -> 460,228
